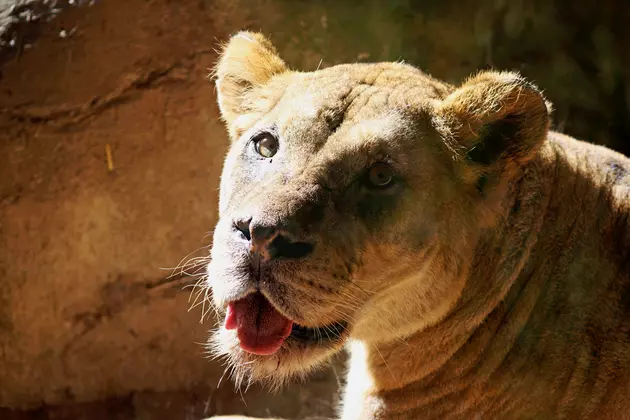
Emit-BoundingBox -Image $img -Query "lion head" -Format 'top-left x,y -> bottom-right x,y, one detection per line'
205,32 -> 550,389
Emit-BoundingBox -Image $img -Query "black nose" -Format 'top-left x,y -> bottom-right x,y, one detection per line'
233,217 -> 314,260
234,218 -> 252,241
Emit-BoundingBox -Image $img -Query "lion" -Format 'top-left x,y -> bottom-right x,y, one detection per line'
204,31 -> 630,420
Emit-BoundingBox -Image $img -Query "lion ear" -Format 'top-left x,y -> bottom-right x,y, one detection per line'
214,31 -> 287,128
435,71 -> 551,182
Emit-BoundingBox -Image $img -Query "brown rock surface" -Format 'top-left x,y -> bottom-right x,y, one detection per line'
0,0 -> 228,409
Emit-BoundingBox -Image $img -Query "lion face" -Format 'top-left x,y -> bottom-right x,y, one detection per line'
206,32 -> 550,387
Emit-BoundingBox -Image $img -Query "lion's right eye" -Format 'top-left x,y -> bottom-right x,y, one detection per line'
253,132 -> 279,158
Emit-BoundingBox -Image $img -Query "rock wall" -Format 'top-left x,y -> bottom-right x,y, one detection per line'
1,0 -> 628,418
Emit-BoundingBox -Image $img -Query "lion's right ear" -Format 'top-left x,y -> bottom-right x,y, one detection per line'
214,32 -> 287,129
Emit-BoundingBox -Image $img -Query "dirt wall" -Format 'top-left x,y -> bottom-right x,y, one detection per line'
1,0 -> 229,409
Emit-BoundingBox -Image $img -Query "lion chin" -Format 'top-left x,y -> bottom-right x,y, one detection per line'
203,31 -> 630,420
208,315 -> 344,391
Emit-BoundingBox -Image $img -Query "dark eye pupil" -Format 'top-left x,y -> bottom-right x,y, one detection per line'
254,133 -> 278,158
368,164 -> 394,187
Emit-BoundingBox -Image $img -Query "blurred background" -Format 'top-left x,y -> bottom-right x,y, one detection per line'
0,0 -> 628,419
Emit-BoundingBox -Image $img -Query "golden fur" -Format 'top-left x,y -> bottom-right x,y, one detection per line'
205,32 -> 630,419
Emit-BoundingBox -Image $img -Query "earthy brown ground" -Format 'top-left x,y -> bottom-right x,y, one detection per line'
1,0 -> 629,419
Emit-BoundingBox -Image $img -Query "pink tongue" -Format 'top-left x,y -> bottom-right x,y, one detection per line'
225,293 -> 293,356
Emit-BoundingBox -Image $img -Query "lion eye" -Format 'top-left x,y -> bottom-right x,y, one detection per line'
253,132 -> 278,158
367,163 -> 395,188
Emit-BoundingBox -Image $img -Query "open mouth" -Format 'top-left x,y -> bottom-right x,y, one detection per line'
224,292 -> 347,356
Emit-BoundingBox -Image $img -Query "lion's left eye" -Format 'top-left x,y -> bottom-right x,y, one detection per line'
366,163 -> 395,188
253,132 -> 279,158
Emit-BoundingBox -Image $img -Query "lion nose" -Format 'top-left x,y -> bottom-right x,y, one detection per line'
233,217 -> 314,261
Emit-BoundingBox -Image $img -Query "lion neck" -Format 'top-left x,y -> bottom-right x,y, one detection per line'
341,145 -> 558,420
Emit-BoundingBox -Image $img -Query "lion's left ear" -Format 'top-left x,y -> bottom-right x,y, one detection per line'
434,71 -> 551,183
214,31 -> 288,129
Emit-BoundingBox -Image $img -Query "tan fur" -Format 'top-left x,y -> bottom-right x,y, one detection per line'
205,32 -> 630,419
